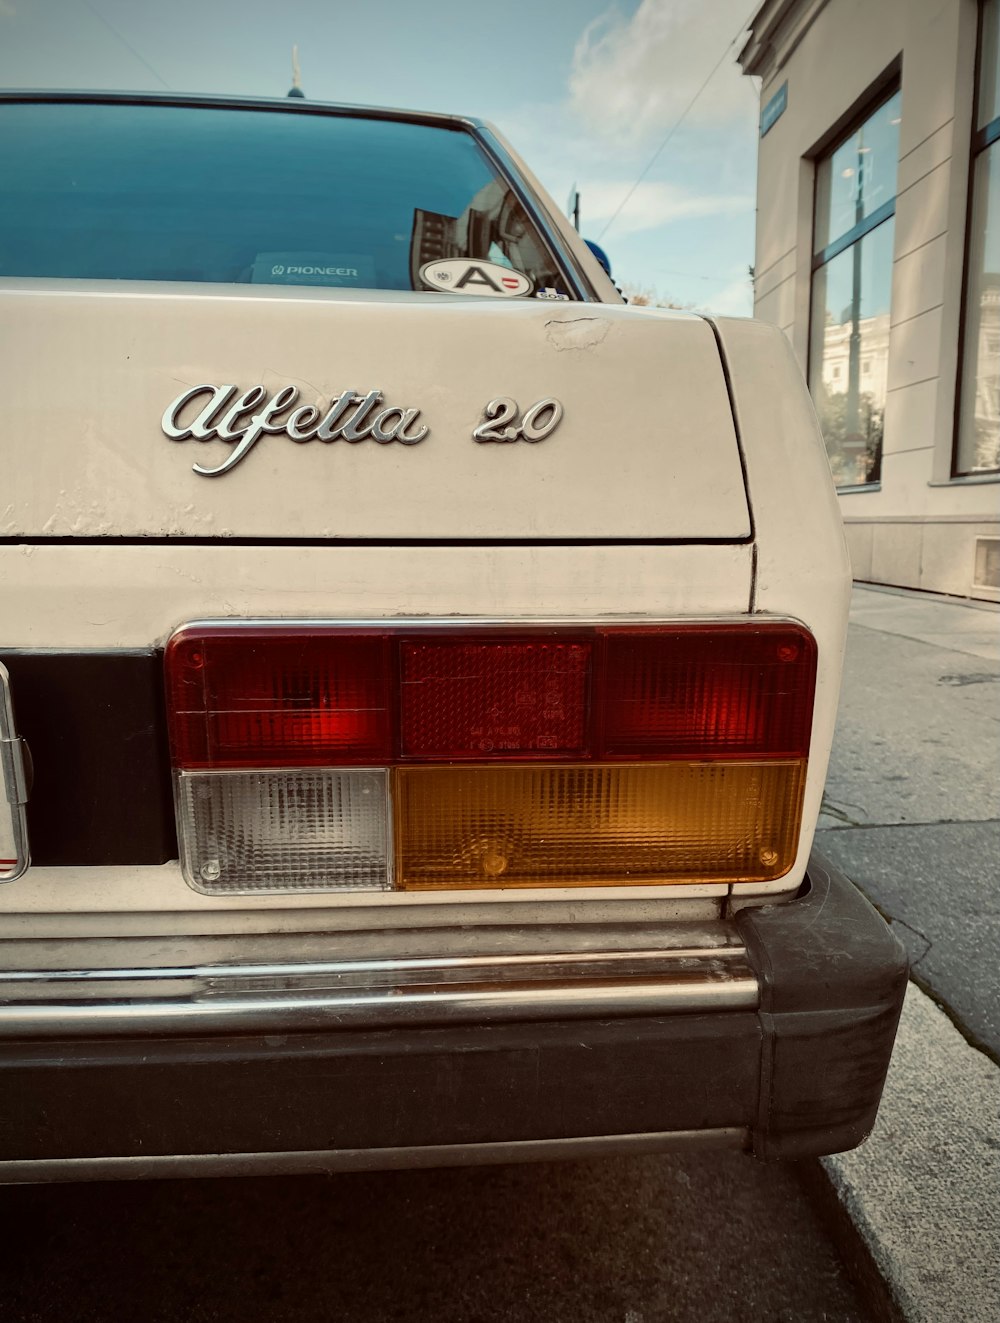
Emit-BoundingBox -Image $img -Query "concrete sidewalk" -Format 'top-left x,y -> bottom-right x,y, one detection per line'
814,584 -> 1000,1323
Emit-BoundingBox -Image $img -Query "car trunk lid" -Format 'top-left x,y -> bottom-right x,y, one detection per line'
1,282 -> 750,542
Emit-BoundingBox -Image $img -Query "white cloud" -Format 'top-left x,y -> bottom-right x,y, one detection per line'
569,0 -> 757,146
700,273 -> 755,317
584,178 -> 752,237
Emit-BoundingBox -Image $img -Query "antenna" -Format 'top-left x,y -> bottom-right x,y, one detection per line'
287,45 -> 305,98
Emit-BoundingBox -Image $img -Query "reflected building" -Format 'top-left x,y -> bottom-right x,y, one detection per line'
815,310 -> 891,487
965,274 -> 1000,473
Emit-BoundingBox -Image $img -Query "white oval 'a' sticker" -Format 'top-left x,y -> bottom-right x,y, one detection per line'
419,259 -> 533,298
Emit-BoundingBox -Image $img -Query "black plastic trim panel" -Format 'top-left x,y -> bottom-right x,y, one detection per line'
0,651 -> 175,866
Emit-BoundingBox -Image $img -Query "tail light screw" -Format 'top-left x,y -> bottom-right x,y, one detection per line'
481,851 -> 508,877
200,858 -> 222,882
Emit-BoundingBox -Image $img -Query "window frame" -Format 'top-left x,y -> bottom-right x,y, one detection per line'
953,0 -> 1000,480
807,83 -> 902,494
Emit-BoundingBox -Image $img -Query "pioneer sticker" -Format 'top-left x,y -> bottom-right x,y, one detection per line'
419,259 -> 532,297
251,252 -> 376,287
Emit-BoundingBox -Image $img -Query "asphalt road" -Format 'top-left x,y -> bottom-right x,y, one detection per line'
0,1154 -> 871,1323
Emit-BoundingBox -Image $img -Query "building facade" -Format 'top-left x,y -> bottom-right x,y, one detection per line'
741,0 -> 1000,600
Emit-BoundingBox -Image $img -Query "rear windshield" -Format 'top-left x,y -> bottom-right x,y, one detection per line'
0,101 -> 574,298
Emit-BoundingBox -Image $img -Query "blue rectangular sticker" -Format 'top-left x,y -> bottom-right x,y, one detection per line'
760,82 -> 788,138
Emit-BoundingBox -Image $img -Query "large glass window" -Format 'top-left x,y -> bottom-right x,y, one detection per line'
956,2 -> 1000,476
0,101 -> 572,299
809,91 -> 901,489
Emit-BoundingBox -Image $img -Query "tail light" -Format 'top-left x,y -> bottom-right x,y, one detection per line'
165,622 -> 816,894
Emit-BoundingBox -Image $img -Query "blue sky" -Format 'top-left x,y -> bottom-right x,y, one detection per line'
0,0 -> 761,313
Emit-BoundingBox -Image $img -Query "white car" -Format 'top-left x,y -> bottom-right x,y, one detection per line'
0,91 -> 906,1181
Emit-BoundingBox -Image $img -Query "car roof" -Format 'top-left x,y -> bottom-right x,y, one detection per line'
0,89 -> 485,133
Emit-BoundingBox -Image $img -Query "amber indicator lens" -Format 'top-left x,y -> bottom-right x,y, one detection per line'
400,637 -> 591,759
598,624 -> 816,759
394,762 -> 806,889
165,628 -> 392,768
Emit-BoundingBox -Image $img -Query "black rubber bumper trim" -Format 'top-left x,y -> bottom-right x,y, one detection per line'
0,1014 -> 761,1162
736,850 -> 909,1160
0,854 -> 907,1165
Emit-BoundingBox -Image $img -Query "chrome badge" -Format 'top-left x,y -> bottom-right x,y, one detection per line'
162,384 -> 429,477
472,397 -> 563,443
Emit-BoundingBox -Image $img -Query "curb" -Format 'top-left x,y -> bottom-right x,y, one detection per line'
805,982 -> 1000,1322
797,1159 -> 905,1323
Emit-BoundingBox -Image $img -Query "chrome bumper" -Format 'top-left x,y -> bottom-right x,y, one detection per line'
0,931 -> 758,1037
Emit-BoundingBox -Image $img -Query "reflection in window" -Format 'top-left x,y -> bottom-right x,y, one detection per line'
0,102 -> 571,298
809,91 -> 901,488
956,2 -> 1000,476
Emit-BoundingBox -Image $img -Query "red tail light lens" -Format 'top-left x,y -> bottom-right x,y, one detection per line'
166,628 -> 392,768
400,637 -> 591,759
166,622 -> 816,768
599,624 -> 816,759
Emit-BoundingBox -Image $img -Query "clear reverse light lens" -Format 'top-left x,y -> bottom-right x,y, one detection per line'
177,768 -> 390,893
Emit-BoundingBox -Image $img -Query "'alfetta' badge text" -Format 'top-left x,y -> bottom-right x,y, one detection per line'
162,384 -> 428,477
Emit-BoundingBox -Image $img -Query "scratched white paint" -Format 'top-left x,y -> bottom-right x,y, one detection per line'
0,864 -> 728,919
0,283 -> 749,540
0,544 -> 752,649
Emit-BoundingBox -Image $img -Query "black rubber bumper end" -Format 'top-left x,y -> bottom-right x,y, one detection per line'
737,850 -> 909,1160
